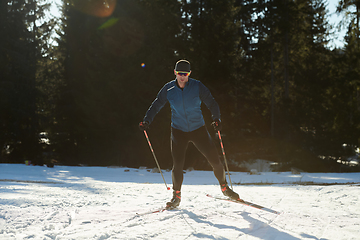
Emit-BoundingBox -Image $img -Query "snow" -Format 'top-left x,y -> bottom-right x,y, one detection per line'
1,164 -> 360,240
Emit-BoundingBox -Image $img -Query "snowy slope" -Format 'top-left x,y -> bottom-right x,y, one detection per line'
1,164 -> 360,239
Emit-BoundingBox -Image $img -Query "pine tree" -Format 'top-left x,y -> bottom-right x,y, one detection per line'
53,0 -> 183,166
332,0 -> 360,156
0,0 -> 51,163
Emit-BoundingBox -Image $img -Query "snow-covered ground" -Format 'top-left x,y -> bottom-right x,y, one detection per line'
1,164 -> 359,240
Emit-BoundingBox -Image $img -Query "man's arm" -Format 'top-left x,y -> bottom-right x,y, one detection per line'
143,85 -> 168,124
199,82 -> 221,121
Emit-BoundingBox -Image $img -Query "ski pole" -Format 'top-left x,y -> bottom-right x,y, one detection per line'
217,130 -> 233,189
143,130 -> 170,190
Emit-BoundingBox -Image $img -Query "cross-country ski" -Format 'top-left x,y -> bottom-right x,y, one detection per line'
206,194 -> 281,215
136,206 -> 177,216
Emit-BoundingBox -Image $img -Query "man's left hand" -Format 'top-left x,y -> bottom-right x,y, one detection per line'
211,119 -> 222,131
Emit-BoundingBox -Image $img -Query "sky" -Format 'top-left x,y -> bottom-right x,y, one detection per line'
47,0 -> 348,49
326,0 -> 348,49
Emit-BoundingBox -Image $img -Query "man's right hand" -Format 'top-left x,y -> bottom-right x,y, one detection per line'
138,121 -> 149,131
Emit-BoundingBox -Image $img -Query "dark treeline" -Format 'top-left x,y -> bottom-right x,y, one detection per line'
1,0 -> 360,172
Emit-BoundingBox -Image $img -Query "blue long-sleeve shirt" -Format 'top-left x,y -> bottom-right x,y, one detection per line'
143,78 -> 221,132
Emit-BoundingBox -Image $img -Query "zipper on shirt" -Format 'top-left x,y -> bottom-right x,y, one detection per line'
182,89 -> 190,132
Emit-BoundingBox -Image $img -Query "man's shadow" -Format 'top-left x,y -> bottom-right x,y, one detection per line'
179,209 -> 322,240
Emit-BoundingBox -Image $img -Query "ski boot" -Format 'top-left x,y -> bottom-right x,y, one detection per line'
166,190 -> 181,209
221,183 -> 240,201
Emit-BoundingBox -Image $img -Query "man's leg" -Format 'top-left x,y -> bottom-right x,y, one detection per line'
170,128 -> 189,191
190,126 -> 226,184
167,128 -> 189,208
191,127 -> 240,200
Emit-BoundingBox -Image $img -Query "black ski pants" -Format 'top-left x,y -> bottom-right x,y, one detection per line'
171,126 -> 226,191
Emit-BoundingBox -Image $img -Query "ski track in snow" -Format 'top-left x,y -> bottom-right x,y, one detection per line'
1,164 -> 360,239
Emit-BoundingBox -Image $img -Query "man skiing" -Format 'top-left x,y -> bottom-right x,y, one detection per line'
139,60 -> 240,208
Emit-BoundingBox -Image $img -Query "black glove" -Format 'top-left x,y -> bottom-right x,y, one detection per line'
211,119 -> 222,131
139,121 -> 149,131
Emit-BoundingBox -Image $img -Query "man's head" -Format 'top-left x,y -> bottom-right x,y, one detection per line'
175,60 -> 191,72
174,59 -> 191,83
174,60 -> 191,77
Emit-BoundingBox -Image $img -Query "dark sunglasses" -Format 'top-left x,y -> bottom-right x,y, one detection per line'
176,71 -> 190,77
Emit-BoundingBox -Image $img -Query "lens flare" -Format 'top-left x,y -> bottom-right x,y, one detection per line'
71,0 -> 117,17
141,63 -> 146,68
98,17 -> 119,30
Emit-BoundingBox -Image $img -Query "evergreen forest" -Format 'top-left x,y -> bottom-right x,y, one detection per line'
1,0 -> 360,172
